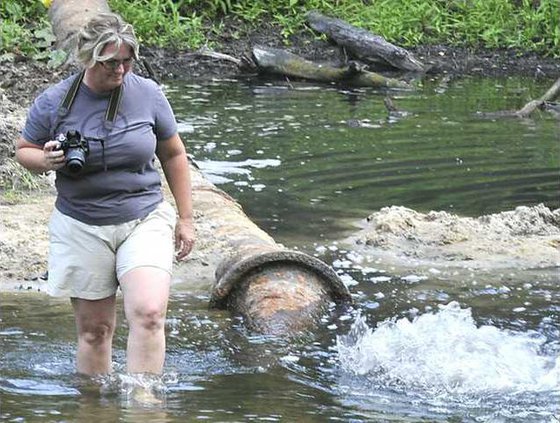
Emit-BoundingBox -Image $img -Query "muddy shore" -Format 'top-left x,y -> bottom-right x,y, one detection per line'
1,29 -> 559,291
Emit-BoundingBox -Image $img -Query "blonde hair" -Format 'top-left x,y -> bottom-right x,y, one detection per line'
77,12 -> 139,68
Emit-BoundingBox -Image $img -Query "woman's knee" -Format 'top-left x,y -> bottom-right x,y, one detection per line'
72,296 -> 116,346
78,321 -> 115,346
128,304 -> 166,332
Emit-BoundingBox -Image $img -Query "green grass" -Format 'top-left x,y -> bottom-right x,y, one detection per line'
1,0 -> 559,60
0,158 -> 46,192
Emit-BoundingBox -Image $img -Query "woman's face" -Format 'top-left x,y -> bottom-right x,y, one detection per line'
89,42 -> 134,92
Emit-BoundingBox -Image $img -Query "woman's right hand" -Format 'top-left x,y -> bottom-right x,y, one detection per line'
43,140 -> 65,171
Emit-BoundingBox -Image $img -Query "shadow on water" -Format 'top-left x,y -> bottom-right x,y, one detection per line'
1,75 -> 559,421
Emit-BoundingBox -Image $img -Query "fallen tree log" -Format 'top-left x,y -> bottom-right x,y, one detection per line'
46,0 -> 352,334
477,77 -> 560,119
49,0 -> 110,60
177,164 -> 351,334
190,46 -> 258,73
515,77 -> 560,118
306,10 -> 425,73
252,45 -> 411,89
195,46 -> 242,66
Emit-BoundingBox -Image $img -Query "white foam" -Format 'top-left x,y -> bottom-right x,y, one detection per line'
337,301 -> 559,394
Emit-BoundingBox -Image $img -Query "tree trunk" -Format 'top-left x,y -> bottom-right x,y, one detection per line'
306,10 -> 425,73
47,0 -> 352,334
49,0 -> 111,60
515,77 -> 560,118
252,45 -> 411,89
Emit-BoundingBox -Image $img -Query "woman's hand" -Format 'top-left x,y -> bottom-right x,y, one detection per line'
43,140 -> 65,171
16,137 -> 65,173
175,217 -> 195,260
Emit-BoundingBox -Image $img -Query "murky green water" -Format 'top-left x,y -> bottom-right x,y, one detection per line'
171,75 -> 559,244
1,75 -> 559,422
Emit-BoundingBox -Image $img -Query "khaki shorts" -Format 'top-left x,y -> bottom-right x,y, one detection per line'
46,201 -> 176,300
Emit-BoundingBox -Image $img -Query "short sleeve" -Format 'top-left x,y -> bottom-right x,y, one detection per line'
153,85 -> 178,142
21,91 -> 54,146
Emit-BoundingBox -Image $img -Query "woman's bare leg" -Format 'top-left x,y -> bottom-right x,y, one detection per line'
119,267 -> 170,374
71,295 -> 117,375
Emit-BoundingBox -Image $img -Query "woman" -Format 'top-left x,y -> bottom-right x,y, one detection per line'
15,13 -> 195,376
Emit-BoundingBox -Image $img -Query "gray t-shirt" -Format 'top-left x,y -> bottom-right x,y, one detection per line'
22,72 -> 178,225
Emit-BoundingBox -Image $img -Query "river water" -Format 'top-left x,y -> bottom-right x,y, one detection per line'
1,75 -> 559,422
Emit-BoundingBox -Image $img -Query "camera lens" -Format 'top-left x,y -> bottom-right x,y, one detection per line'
66,149 -> 86,173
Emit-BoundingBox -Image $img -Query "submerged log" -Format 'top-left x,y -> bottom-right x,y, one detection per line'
47,0 -> 352,334
252,45 -> 411,89
515,77 -> 560,118
306,10 -> 425,73
477,77 -> 560,119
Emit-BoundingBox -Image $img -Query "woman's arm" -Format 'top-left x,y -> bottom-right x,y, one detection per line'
15,136 -> 65,173
156,133 -> 195,260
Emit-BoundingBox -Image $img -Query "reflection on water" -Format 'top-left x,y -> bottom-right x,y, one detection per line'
1,76 -> 559,422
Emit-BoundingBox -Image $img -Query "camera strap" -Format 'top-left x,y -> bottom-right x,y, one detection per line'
53,70 -> 123,172
55,70 -> 123,133
104,84 -> 122,129
57,70 -> 84,119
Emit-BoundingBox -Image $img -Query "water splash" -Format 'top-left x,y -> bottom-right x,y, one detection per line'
337,301 -> 559,395
93,370 -> 176,407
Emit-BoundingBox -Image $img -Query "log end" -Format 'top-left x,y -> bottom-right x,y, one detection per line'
210,248 -> 352,332
211,249 -> 351,304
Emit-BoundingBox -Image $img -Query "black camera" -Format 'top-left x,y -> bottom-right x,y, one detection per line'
55,130 -> 89,173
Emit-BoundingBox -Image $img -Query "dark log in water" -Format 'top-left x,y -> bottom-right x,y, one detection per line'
252,45 -> 411,89
306,10 -> 425,73
48,0 -> 352,334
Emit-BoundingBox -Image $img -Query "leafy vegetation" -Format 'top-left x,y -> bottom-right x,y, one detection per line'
0,1 -> 51,58
1,0 -> 559,59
